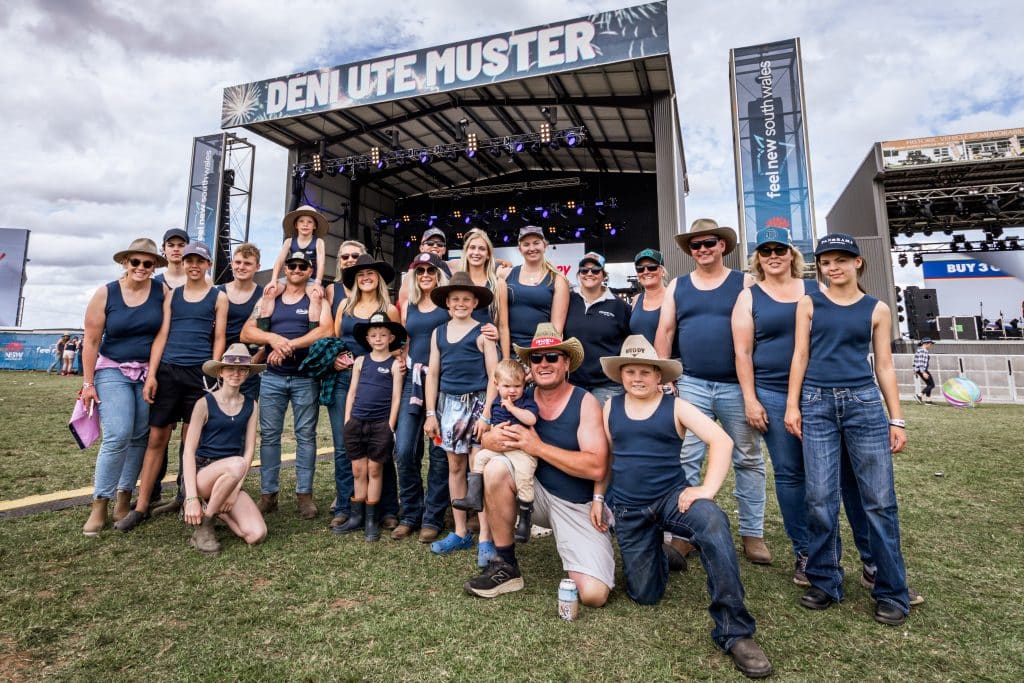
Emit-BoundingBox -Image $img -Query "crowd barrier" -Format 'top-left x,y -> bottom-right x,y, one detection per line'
0,330 -> 83,372
892,353 -> 1024,404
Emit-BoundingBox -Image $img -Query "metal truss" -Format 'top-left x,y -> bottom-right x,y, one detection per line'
426,177 -> 582,199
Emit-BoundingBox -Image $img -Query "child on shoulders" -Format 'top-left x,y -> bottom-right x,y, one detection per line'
266,205 -> 328,299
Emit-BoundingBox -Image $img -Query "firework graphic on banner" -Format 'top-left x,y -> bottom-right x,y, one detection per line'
590,2 -> 665,59
222,82 -> 265,127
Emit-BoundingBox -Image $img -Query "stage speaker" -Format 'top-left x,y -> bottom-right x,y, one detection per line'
904,287 -> 939,340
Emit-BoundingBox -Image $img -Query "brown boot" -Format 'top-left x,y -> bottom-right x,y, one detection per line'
256,493 -> 278,514
742,536 -> 772,565
391,524 -> 415,540
112,491 -> 132,523
151,498 -> 182,517
296,493 -> 318,519
418,527 -> 440,544
188,517 -> 222,556
82,498 -> 109,536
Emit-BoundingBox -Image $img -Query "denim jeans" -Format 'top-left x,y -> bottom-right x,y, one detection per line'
589,384 -> 624,407
676,375 -> 766,537
756,386 -> 807,558
613,495 -> 757,652
800,384 -> 909,613
394,373 -> 450,529
92,368 -> 149,500
325,371 -> 399,516
841,441 -> 878,570
259,372 -> 320,495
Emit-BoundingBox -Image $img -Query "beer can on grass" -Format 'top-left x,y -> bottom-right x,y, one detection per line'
558,578 -> 579,621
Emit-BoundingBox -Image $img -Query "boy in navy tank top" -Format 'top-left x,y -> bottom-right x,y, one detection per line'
116,242 -> 228,531
219,242 -> 265,400
182,344 -> 267,555
267,205 -> 327,299
333,314 -> 406,542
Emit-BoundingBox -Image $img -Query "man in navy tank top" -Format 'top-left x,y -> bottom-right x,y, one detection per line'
153,228 -> 189,289
241,250 -> 333,519
655,219 -> 770,565
219,242 -> 265,400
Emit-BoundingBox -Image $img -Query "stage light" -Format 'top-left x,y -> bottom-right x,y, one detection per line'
604,222 -> 613,231
955,198 -> 970,217
981,241 -> 990,251
576,206 -> 584,216
913,253 -> 923,267
964,241 -> 974,251
923,226 -> 933,236
394,220 -> 401,230
566,200 -> 576,209
376,158 -> 387,170
419,151 -> 431,164
298,168 -> 308,180
547,226 -> 557,235
489,146 -> 502,158
897,253 -> 908,267
370,147 -> 380,165
513,141 -> 524,153
540,122 -> 551,144
548,139 -> 561,151
464,215 -> 472,224
530,142 -> 542,153
404,240 -> 411,248
540,106 -> 556,126
565,131 -> 579,147
985,195 -> 1001,216
502,234 -> 510,243
897,196 -> 909,216
466,132 -> 478,158
501,211 -> 509,222
997,239 -> 1007,250
453,210 -> 462,219
989,226 -> 1003,238
541,207 -> 550,219
902,226 -> 914,238
446,150 -> 458,161
609,228 -> 617,236
312,155 -> 323,178
573,228 -> 584,239
403,214 -> 411,223
950,242 -> 960,252
507,205 -> 517,214
919,200 -> 934,219
428,215 -> 437,227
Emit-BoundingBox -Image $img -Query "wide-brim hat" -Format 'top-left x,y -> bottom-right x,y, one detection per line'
282,205 -> 329,238
342,253 -> 396,290
674,218 -> 737,255
513,322 -> 584,373
113,238 -> 168,268
353,312 -> 407,352
600,335 -> 682,384
430,271 -> 493,310
202,343 -> 267,376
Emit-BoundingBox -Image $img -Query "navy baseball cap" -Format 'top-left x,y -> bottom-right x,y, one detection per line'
814,233 -> 860,257
181,242 -> 212,261
633,248 -> 664,265
162,228 -> 189,244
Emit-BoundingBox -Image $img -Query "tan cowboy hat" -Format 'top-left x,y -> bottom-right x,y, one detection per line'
282,205 -> 329,238
674,218 -> 737,255
513,322 -> 584,373
430,270 -> 493,310
202,343 -> 267,376
600,335 -> 682,384
113,237 -> 168,268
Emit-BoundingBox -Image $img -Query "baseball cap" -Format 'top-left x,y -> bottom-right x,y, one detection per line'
408,252 -> 446,271
162,228 -> 189,244
285,250 -> 312,266
754,227 -> 794,250
579,251 -> 606,269
814,233 -> 860,257
181,242 -> 212,261
634,248 -> 664,265
519,225 -> 545,241
422,228 -> 446,244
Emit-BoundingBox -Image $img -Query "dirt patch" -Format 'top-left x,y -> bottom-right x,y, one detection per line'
253,578 -> 272,590
0,637 -> 34,683
329,595 -> 379,610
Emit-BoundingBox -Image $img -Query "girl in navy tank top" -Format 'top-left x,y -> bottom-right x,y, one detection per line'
505,228 -> 569,347
628,249 -> 668,347
457,228 -> 510,357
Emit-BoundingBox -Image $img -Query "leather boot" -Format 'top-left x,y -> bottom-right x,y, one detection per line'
364,503 -> 381,542
256,492 -> 278,514
452,472 -> 484,512
332,501 -> 365,535
742,536 -> 772,565
296,493 -> 318,519
188,516 -> 222,556
151,498 -> 182,517
112,491 -> 132,523
514,499 -> 533,544
82,498 -> 109,536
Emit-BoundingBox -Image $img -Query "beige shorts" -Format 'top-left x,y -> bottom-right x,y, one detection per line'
474,448 -> 537,502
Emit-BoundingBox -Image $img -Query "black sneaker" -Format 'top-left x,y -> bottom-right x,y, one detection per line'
464,559 -> 524,599
860,566 -> 925,606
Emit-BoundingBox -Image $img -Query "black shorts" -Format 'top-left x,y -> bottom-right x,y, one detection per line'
150,364 -> 209,427
343,418 -> 394,463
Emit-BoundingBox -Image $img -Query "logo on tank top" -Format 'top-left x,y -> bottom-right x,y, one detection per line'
376,366 -> 391,375
597,311 -> 615,318
296,308 -> 309,315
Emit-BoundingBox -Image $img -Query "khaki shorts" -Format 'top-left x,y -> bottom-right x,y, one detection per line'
474,448 -> 537,502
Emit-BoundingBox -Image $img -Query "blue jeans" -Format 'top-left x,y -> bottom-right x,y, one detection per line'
394,373 -> 450,529
676,375 -> 766,537
259,372 -> 320,495
800,385 -> 909,613
589,384 -> 624,407
841,441 -> 879,570
756,386 -> 808,558
325,371 -> 399,516
92,368 -> 149,499
613,495 -> 757,652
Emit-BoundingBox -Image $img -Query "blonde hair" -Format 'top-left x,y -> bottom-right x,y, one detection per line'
409,263 -> 449,305
748,245 -> 806,280
343,268 -> 391,315
458,228 -> 499,320
334,240 -> 367,281
518,233 -> 563,285
493,358 -> 526,385
233,242 -> 261,261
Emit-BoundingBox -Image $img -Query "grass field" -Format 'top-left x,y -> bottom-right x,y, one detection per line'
1,372 -> 1022,681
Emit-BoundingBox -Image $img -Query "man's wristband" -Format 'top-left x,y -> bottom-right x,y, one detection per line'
592,494 -> 605,503
425,411 -> 436,417
889,419 -> 906,428
480,416 -> 491,425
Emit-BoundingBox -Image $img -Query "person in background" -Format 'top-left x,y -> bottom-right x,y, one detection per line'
267,205 -> 328,299
456,227 -> 510,358
913,338 -> 936,404
504,226 -> 570,347
153,228 -> 189,289
62,335 -> 79,376
218,243 -> 264,400
629,249 -> 669,346
49,334 -> 69,374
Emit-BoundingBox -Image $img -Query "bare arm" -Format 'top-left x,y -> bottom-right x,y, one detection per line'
732,288 -> 766,432
504,401 -> 537,426
550,274 -> 570,334
590,401 -> 615,532
654,278 -> 678,358
314,239 -> 326,286
389,359 -> 403,431
503,392 -> 607,481
872,301 -> 906,453
676,398 -> 733,511
422,331 -> 441,438
784,295 -> 814,437
474,335 -> 500,440
212,291 -> 228,361
81,284 -> 107,388
267,241 -> 290,294
181,398 -> 209,526
345,357 -> 364,423
495,278 -> 511,358
143,291 -> 173,403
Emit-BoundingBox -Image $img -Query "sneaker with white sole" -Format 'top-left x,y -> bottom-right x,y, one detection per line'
464,559 -> 524,598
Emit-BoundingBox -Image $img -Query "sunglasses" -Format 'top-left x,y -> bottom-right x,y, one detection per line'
285,262 -> 311,271
422,240 -> 445,247
635,264 -> 660,273
128,258 -> 155,269
414,266 -> 437,275
689,237 -> 720,251
757,245 -> 790,257
339,252 -> 361,260
529,352 -> 565,365
578,267 -> 603,275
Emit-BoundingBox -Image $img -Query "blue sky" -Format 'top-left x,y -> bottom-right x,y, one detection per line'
1,0 -> 1021,328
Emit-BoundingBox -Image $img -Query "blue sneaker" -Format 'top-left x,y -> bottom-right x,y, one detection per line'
431,531 -> 474,555
477,540 -> 497,567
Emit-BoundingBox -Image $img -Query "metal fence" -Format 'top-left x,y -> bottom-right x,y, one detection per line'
893,353 -> 1024,403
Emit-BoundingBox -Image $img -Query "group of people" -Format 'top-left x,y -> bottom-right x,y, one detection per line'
76,208 -> 922,678
49,333 -> 81,375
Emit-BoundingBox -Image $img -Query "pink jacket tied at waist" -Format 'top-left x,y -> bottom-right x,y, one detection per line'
94,354 -> 149,382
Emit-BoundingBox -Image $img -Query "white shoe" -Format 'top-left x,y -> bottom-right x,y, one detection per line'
531,524 -> 552,538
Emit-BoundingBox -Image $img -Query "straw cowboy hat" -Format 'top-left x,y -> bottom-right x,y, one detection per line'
353,312 -> 408,352
342,253 -> 396,290
202,343 -> 267,376
113,238 -> 168,268
513,322 -> 585,373
674,218 -> 737,255
430,270 -> 493,310
600,335 -> 682,384
282,205 -> 329,238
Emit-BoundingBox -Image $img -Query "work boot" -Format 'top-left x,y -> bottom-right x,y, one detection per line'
452,472 -> 484,512
391,524 -> 416,540
364,504 -> 381,542
742,536 -> 772,565
82,498 -> 109,536
296,493 -> 318,519
188,517 -> 222,556
663,541 -> 689,572
113,508 -> 149,532
112,491 -> 132,523
256,493 -> 278,514
332,501 -> 365,535
329,513 -> 350,529
514,499 -> 533,544
728,638 -> 772,679
151,497 -> 182,517
418,527 -> 440,543
381,514 -> 399,531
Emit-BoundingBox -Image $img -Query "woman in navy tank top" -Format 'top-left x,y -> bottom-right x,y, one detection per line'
784,233 -> 911,626
504,226 -> 569,347
628,248 -> 668,347
456,228 -> 509,357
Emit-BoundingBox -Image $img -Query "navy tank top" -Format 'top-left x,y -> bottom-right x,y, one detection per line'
340,309 -> 380,359
804,291 -> 878,388
219,284 -> 263,347
534,386 -> 591,504
629,291 -> 662,347
163,287 -> 219,366
437,323 -> 486,394
469,280 -> 496,325
289,235 -> 319,276
405,303 -> 450,366
100,280 -> 165,363
506,265 -> 555,347
267,293 -> 311,376
608,393 -> 685,506
329,284 -> 348,321
673,270 -> 745,383
196,393 -> 254,459
751,280 -> 816,393
352,355 -> 395,421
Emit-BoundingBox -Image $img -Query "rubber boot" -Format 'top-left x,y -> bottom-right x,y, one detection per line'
188,516 -> 222,556
364,503 -> 381,542
296,493 -> 318,519
256,492 -> 278,514
82,498 -> 109,536
452,472 -> 484,512
112,491 -> 132,523
332,501 -> 365,535
514,499 -> 533,544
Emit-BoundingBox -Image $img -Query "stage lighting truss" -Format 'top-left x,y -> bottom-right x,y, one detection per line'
293,127 -> 587,177
884,182 -> 1024,233
890,228 -> 1024,259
